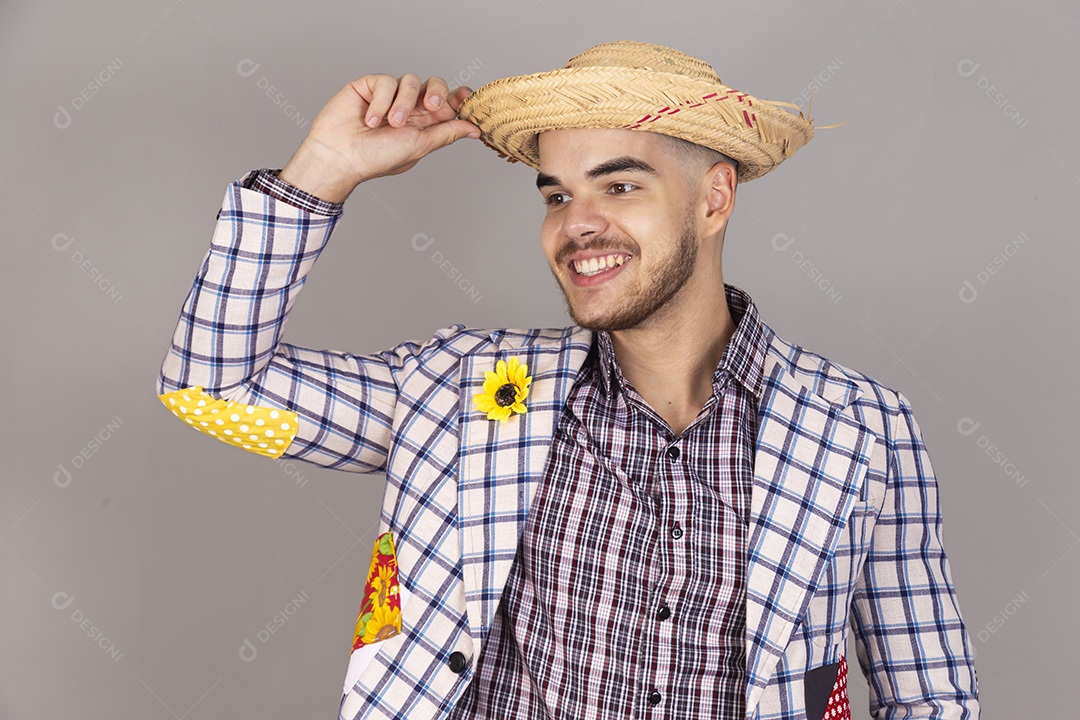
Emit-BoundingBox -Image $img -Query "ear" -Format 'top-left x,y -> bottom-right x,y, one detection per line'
698,160 -> 737,239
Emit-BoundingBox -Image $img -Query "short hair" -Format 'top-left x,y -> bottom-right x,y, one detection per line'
656,133 -> 739,184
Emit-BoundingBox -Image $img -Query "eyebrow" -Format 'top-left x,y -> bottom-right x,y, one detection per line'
535,156 -> 660,190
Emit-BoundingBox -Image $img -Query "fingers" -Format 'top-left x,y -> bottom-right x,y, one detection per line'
415,77 -> 474,126
419,76 -> 450,113
420,119 -> 482,153
447,85 -> 474,111
357,74 -> 479,136
385,73 -> 423,127
363,74 -> 399,128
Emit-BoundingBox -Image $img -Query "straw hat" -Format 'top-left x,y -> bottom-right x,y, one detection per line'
457,40 -> 816,182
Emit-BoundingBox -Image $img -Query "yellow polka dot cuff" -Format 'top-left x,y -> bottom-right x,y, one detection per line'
158,386 -> 299,459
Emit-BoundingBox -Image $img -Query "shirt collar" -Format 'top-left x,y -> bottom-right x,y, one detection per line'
593,282 -> 767,402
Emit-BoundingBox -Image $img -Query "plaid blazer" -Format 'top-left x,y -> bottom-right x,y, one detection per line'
324,323 -> 980,720
157,179 -> 979,720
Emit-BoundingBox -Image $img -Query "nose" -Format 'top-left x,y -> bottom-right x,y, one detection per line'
561,193 -> 608,240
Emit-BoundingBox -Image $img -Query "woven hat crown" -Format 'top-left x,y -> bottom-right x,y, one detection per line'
563,41 -> 721,84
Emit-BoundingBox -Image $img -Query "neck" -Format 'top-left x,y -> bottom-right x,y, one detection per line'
608,274 -> 736,433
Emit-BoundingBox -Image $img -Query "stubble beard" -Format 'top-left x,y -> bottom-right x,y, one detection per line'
557,205 -> 698,332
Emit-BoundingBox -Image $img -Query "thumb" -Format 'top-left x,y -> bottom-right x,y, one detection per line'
420,119 -> 481,152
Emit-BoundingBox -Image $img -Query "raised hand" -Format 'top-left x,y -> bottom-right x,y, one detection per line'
278,73 -> 480,203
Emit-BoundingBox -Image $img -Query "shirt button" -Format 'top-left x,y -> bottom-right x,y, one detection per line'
648,689 -> 662,706
670,522 -> 683,540
447,651 -> 468,674
656,605 -> 671,621
665,445 -> 680,460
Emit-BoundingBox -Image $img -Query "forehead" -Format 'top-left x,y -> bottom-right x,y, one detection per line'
537,127 -> 674,173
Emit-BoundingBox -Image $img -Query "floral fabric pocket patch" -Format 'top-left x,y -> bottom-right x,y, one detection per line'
352,531 -> 402,649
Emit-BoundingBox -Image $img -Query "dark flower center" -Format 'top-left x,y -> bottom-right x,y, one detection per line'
494,383 -> 518,407
375,624 -> 399,641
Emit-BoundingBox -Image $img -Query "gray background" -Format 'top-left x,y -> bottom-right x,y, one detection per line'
2,0 -> 1077,717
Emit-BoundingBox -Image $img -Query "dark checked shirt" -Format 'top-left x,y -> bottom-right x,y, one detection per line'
244,168 -> 768,718
237,168 -> 347,217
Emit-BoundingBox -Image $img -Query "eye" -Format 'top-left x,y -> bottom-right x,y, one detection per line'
609,182 -> 638,195
543,192 -> 569,206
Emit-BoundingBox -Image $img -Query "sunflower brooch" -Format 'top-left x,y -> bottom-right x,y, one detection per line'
473,356 -> 532,421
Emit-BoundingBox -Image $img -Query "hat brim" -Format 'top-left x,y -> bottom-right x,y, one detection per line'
457,66 -> 814,182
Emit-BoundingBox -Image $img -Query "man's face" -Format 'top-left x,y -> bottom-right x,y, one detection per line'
536,127 -> 701,332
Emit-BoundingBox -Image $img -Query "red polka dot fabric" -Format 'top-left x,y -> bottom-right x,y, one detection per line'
824,654 -> 852,720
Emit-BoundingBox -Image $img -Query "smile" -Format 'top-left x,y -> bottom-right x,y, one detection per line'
572,253 -> 632,276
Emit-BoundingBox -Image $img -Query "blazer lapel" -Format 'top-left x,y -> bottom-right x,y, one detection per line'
456,326 -> 592,661
744,331 -> 875,718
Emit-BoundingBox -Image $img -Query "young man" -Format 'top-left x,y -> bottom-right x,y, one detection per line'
156,41 -> 980,720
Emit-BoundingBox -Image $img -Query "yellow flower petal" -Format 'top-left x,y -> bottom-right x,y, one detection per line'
508,357 -> 528,386
361,604 -> 402,645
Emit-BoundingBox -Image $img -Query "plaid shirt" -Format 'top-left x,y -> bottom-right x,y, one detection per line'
449,285 -> 765,718
158,169 -> 980,720
241,168 -> 346,217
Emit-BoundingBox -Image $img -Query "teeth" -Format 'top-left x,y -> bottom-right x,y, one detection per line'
573,254 -> 629,276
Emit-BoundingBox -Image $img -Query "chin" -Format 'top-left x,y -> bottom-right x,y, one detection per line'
566,301 -> 641,332
555,275 -> 646,331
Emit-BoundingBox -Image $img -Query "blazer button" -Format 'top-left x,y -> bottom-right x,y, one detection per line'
448,651 -> 468,674
647,689 -> 662,706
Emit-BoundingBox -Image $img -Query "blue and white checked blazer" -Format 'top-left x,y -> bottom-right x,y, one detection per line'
157,177 -> 980,720
329,323 -> 981,720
